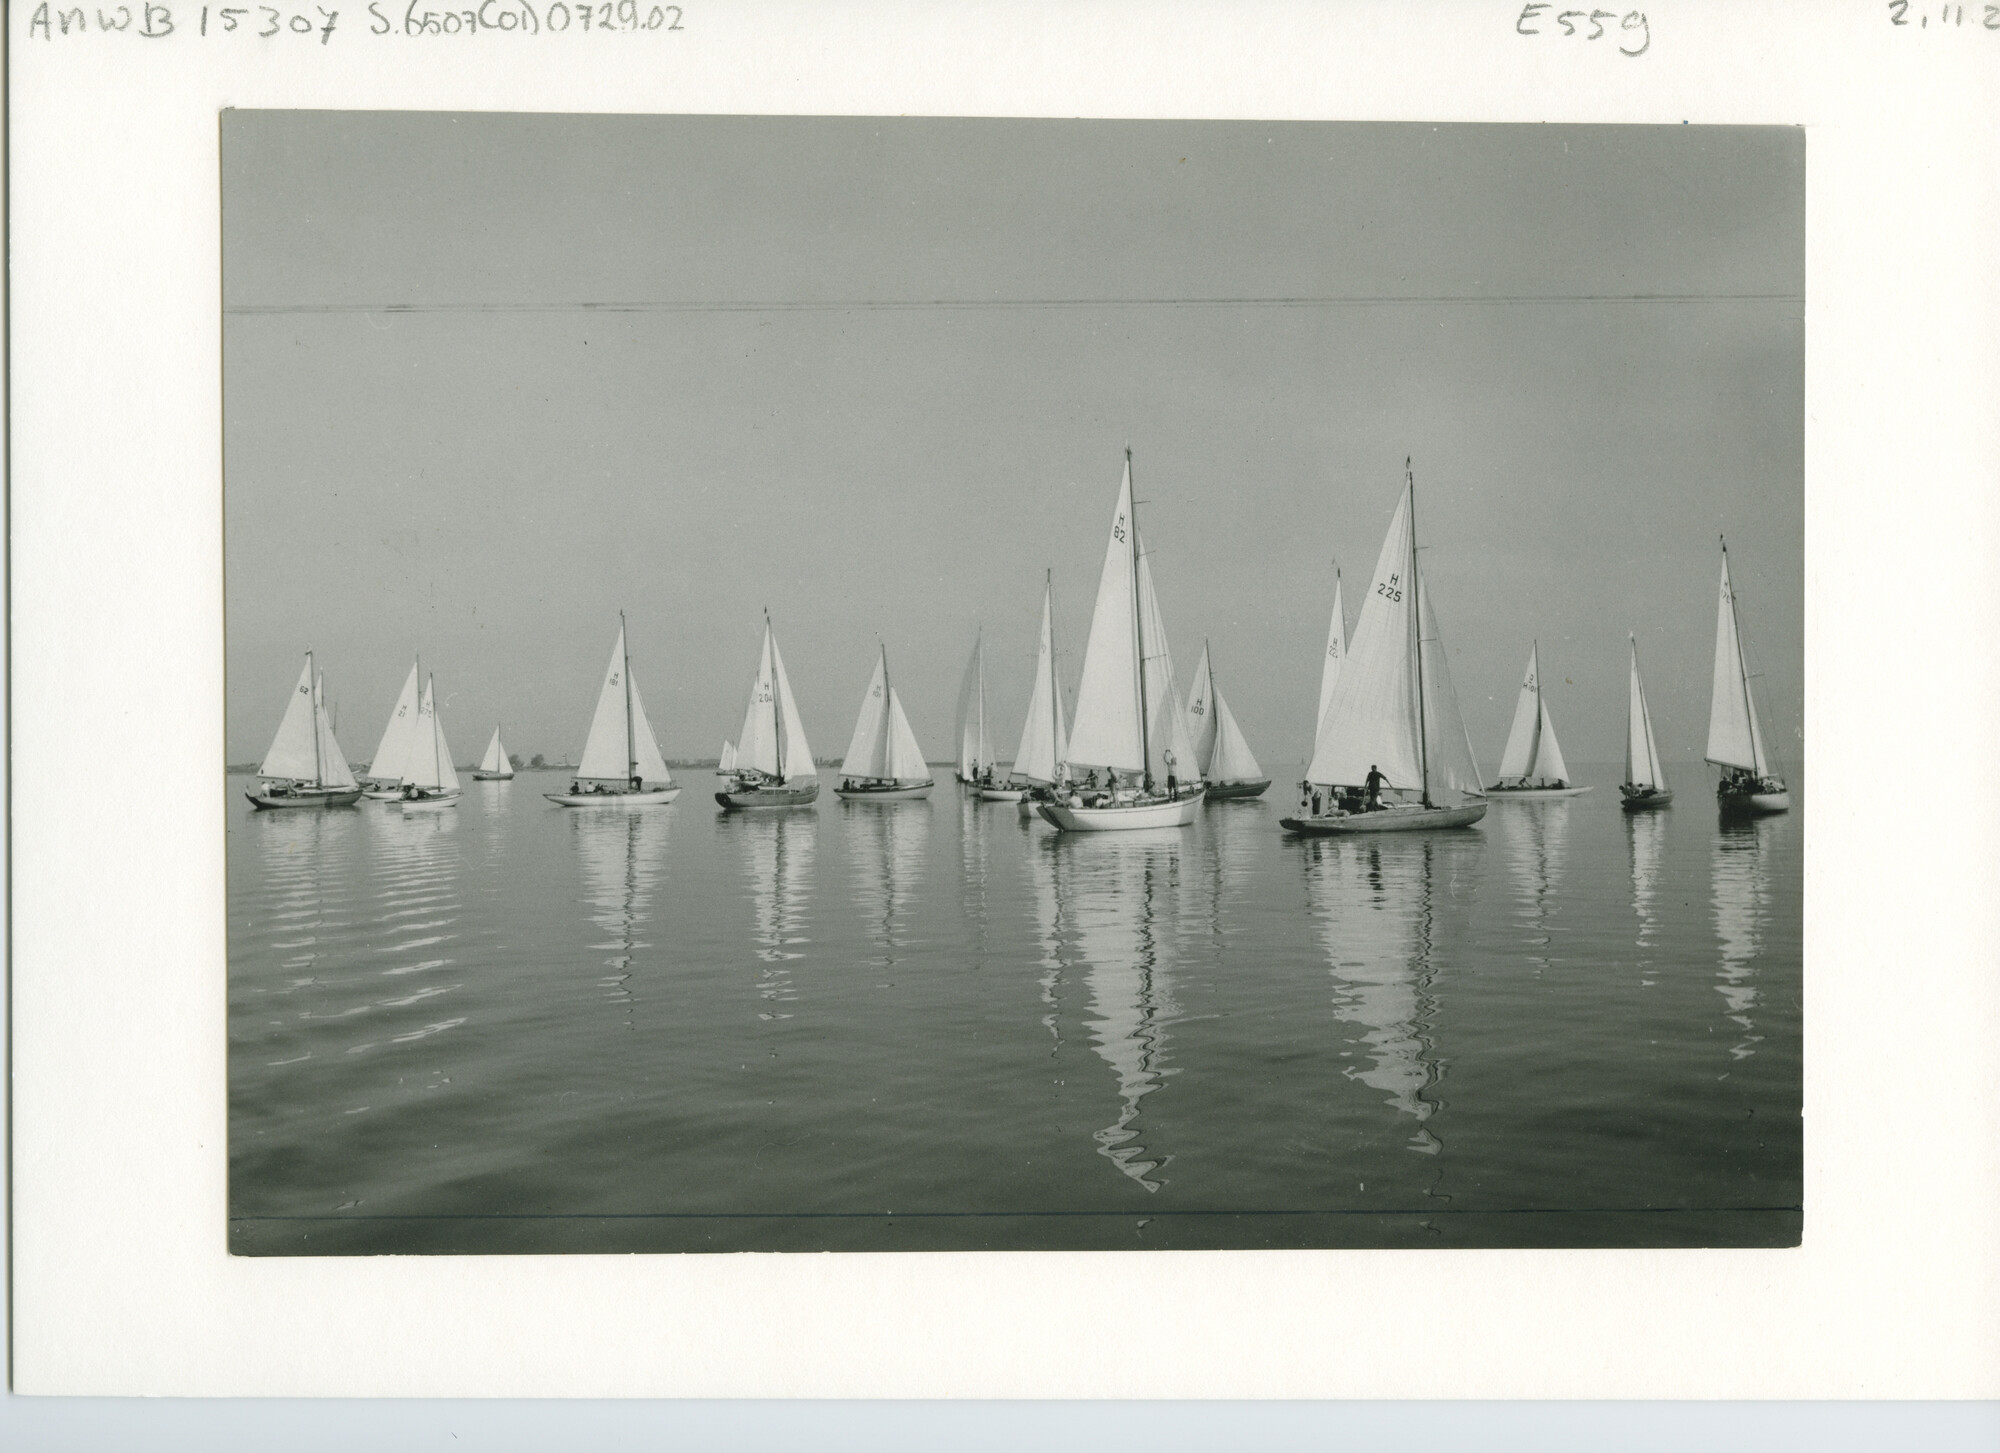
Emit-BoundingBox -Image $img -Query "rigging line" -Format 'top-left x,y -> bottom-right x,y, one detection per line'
224,291 -> 1802,316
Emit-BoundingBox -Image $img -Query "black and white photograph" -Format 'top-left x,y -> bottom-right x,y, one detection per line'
224,114 -> 1802,1256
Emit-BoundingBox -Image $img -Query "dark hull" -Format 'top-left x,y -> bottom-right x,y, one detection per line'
246,787 -> 363,810
1203,778 -> 1271,800
1620,786 -> 1674,811
716,781 -> 821,810
1279,801 -> 1486,834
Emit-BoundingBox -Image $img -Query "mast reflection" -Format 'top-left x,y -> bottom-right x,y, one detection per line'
725,812 -> 815,1018
570,808 -> 669,1026
1712,814 -> 1780,1060
1625,807 -> 1665,948
1052,832 -> 1184,1191
1497,801 -> 1568,970
1302,835 -> 1468,1155
847,797 -> 930,965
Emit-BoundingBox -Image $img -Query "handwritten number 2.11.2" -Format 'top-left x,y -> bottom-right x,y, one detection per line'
1516,5 -> 1650,55
1888,1 -> 2000,26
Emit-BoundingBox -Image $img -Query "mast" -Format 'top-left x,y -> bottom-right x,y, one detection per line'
620,610 -> 637,782
1407,459 -> 1431,807
1047,569 -> 1061,779
879,643 -> 894,776
768,608 -> 785,782
308,652 -> 324,787
1722,536 -> 1763,779
1129,448 -> 1151,790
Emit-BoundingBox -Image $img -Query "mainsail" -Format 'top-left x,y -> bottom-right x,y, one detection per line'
1010,576 -> 1070,785
1624,636 -> 1668,790
479,727 -> 511,775
314,671 -> 359,789
1304,480 -> 1481,803
576,619 -> 674,786
839,648 -> 929,782
406,675 -> 461,793
1495,643 -> 1571,784
736,617 -> 816,782
1185,643 -> 1263,784
1065,454 -> 1200,785
1316,565 -> 1347,737
1705,548 -> 1771,776
955,633 -> 991,778
367,661 -> 421,783
719,740 -> 737,773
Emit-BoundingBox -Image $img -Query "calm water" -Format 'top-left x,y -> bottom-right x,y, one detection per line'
227,766 -> 1801,1254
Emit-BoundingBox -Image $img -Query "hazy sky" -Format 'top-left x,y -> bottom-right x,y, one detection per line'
223,115 -> 1802,774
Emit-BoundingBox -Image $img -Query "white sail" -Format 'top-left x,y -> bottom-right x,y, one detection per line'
313,672 -> 359,789
1010,580 -> 1069,785
1705,550 -> 1770,775
367,662 -> 421,783
770,628 -> 815,781
577,623 -> 637,781
840,651 -> 894,779
1206,684 -> 1264,785
736,628 -> 782,777
1135,513 -> 1199,785
1305,482 -> 1479,804
1185,644 -> 1219,770
406,675 -> 458,792
627,679 -> 674,785
479,727 -> 510,775
1496,646 -> 1544,781
258,658 -> 324,781
886,690 -> 928,781
1534,696 -> 1571,783
955,633 -> 990,777
1316,567 -> 1347,737
719,740 -> 737,773
1625,637 -> 1668,789
1066,460 -> 1146,774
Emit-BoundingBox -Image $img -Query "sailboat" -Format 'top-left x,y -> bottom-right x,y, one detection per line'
716,611 -> 820,810
360,660 -> 422,801
398,673 -> 463,811
244,653 -> 364,809
1707,539 -> 1791,815
1185,642 -> 1271,799
544,613 -> 682,807
834,646 -> 934,800
1485,642 -> 1591,797
718,740 -> 737,774
472,726 -> 514,781
1036,450 -> 1204,832
954,630 -> 996,789
1007,571 -> 1071,818
1281,460 -> 1488,834
1620,634 -> 1673,809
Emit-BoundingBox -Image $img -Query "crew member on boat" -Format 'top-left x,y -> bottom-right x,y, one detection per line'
1365,764 -> 1387,810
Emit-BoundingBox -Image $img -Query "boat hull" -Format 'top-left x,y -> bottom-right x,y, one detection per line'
1036,792 -> 1202,831
1719,788 -> 1791,816
245,787 -> 363,810
471,770 -> 514,781
1482,785 -> 1593,800
1280,801 -> 1487,834
977,786 -> 1027,802
360,785 -> 406,801
545,787 -> 682,807
1203,778 -> 1271,800
835,782 -> 934,801
716,782 -> 820,810
1620,785 -> 1674,811
400,791 -> 463,813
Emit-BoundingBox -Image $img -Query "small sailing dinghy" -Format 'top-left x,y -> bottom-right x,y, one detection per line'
1186,642 -> 1271,799
955,630 -> 997,790
545,614 -> 682,807
1037,451 -> 1205,832
1620,634 -> 1673,810
716,612 -> 820,809
472,726 -> 515,780
835,646 -> 934,801
1707,539 -> 1790,815
398,673 -> 463,811
361,660 -> 422,800
1484,642 -> 1592,798
1281,460 -> 1487,835
1007,571 -> 1072,818
245,653 -> 364,809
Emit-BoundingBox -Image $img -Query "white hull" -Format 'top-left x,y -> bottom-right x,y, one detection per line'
361,786 -> 406,801
1280,801 -> 1487,834
1037,792 -> 1202,831
977,786 -> 1027,802
835,782 -> 934,801
545,787 -> 682,807
399,791 -> 463,813
1481,785 -> 1593,800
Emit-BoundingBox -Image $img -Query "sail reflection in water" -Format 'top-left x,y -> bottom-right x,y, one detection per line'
358,807 -> 467,1047
570,808 -> 670,1025
1054,833 -> 1184,1191
252,809 -> 369,1030
1712,815 -> 1780,1060
1302,837 -> 1461,1152
1626,808 -> 1665,949
1023,827 -> 1073,1054
1496,801 -> 1569,968
732,813 -> 815,1016
847,800 -> 930,963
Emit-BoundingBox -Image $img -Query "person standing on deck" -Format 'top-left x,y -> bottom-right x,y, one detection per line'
1365,764 -> 1387,810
